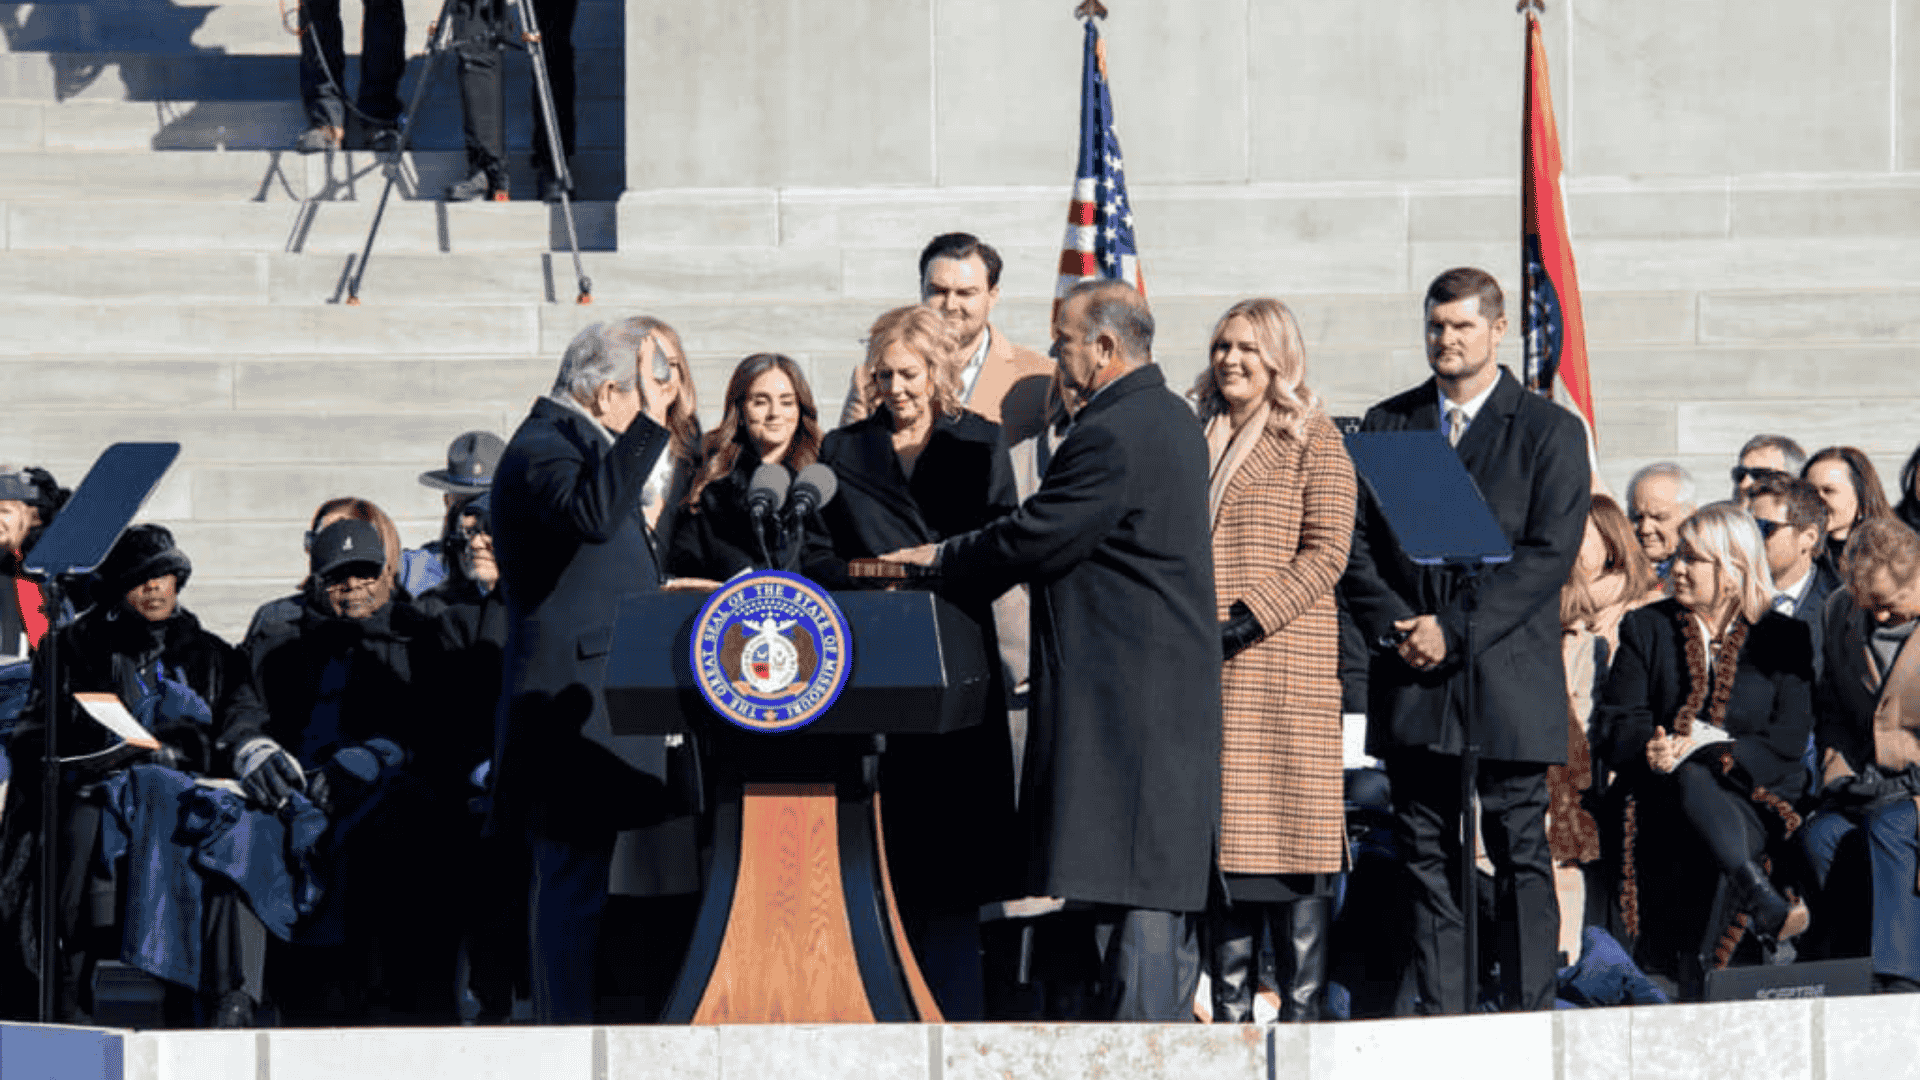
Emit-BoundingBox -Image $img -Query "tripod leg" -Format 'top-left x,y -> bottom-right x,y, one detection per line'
345,0 -> 456,305
507,0 -> 591,303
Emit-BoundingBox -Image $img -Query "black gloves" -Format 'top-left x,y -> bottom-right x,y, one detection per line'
233,736 -> 306,810
1221,600 -> 1263,661
304,737 -> 408,815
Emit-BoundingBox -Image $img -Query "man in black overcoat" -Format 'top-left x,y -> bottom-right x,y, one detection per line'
489,321 -> 677,1024
882,279 -> 1222,1021
1339,267 -> 1589,1014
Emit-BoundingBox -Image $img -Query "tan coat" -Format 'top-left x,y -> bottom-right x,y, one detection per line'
840,324 -> 1057,445
1214,410 -> 1356,875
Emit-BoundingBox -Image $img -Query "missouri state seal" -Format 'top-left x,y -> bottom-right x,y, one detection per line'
689,570 -> 852,733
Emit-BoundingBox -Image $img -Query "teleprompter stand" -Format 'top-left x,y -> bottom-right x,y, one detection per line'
20,442 -> 180,1022
603,589 -> 990,1022
1344,430 -> 1512,1013
342,0 -> 592,305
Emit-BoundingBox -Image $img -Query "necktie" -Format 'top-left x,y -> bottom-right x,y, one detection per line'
1446,405 -> 1466,447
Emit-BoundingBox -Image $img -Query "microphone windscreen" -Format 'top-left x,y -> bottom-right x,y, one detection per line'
748,463 -> 790,510
794,463 -> 837,509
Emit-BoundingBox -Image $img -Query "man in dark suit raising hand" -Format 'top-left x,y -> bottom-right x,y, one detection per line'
1340,267 -> 1589,1014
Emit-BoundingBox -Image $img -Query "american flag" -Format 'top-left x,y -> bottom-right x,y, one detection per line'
1055,17 -> 1143,305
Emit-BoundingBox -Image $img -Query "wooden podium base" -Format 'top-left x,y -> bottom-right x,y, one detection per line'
663,783 -> 941,1023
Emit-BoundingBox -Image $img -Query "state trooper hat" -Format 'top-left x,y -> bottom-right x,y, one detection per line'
309,519 -> 386,579
420,431 -> 506,494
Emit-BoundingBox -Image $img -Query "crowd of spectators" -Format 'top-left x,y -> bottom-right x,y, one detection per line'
2,233 -> 1920,1027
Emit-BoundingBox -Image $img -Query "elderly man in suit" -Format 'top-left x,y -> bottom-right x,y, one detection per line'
490,320 -> 676,1024
1340,267 -> 1589,1014
841,232 -> 1056,445
1805,515 -> 1920,993
880,278 -> 1221,1021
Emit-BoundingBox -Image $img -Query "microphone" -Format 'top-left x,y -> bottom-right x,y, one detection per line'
783,464 -> 837,524
746,463 -> 790,569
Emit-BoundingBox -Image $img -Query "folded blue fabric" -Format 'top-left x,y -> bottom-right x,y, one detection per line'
1557,926 -> 1670,1007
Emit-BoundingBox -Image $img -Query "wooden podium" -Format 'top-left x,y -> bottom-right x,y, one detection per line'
603,589 -> 991,1023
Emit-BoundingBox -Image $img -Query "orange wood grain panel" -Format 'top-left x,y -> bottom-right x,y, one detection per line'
872,792 -> 942,1022
693,783 -> 875,1023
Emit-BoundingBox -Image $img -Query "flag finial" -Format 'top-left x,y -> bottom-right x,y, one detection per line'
1075,1 -> 1108,20
1517,0 -> 1546,14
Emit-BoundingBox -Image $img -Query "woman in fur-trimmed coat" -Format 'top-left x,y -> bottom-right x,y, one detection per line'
1193,299 -> 1357,1023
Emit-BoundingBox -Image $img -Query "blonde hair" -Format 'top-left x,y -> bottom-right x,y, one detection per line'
1189,298 -> 1323,441
863,305 -> 964,419
614,315 -> 701,464
1676,502 -> 1776,624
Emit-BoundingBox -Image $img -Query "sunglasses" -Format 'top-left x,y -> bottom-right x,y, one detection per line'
1754,518 -> 1787,541
1731,465 -> 1789,486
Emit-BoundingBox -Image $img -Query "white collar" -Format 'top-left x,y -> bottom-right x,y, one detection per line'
1437,374 -> 1499,428
959,327 -> 993,401
546,391 -> 616,446
1774,565 -> 1814,607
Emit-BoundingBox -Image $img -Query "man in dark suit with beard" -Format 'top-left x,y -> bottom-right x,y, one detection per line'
1340,267 -> 1589,1014
880,278 -> 1222,1021
490,320 -> 674,1023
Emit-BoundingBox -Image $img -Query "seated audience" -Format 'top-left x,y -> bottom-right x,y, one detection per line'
1804,446 -> 1896,576
816,304 -> 1020,1019
1187,298 -> 1355,1023
244,498 -> 408,649
0,466 -> 68,781
667,353 -> 826,581
1804,515 -> 1920,993
225,516 -> 461,1025
1731,434 -> 1806,503
1556,493 -> 1657,956
414,492 -> 524,1022
402,430 -> 506,598
1593,504 -> 1813,989
0,526 -> 280,1026
1626,463 -> 1697,584
1744,474 -> 1838,678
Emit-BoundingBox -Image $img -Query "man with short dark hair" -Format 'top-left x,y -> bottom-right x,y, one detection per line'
880,278 -> 1221,1021
1340,266 -> 1589,1014
841,232 -> 1055,444
1746,473 -> 1837,677
1732,434 -> 1808,502
1805,515 -> 1920,993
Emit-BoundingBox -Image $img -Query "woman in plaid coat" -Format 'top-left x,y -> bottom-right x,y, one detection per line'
1194,298 -> 1357,1023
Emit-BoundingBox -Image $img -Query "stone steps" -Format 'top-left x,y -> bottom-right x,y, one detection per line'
0,0 -> 622,57
0,91 -> 625,152
0,148 -> 624,200
0,44 -> 621,103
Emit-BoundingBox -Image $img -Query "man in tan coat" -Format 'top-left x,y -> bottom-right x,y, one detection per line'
839,232 -> 1056,446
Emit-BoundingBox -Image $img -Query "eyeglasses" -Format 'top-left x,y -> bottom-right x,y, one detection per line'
1731,465 -> 1789,487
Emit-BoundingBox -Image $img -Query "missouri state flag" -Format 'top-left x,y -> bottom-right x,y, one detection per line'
1056,16 -> 1143,309
1521,10 -> 1595,431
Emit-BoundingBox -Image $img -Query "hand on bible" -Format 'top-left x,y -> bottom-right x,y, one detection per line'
876,544 -> 940,568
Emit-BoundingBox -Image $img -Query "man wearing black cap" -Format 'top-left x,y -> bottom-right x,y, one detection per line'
225,517 -> 463,1023
0,524 -> 265,1024
403,431 -> 507,598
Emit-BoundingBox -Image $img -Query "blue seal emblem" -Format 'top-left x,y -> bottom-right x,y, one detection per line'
690,570 -> 852,733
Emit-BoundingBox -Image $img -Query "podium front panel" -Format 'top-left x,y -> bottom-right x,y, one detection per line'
605,588 -> 991,737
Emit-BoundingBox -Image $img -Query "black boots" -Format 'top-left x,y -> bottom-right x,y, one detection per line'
1732,861 -> 1810,942
1279,897 -> 1330,1022
1208,897 -> 1331,1022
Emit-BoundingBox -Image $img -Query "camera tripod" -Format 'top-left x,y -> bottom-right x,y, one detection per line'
343,0 -> 592,305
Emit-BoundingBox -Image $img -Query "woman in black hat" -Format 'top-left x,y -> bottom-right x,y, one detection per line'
0,523 -> 265,1026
